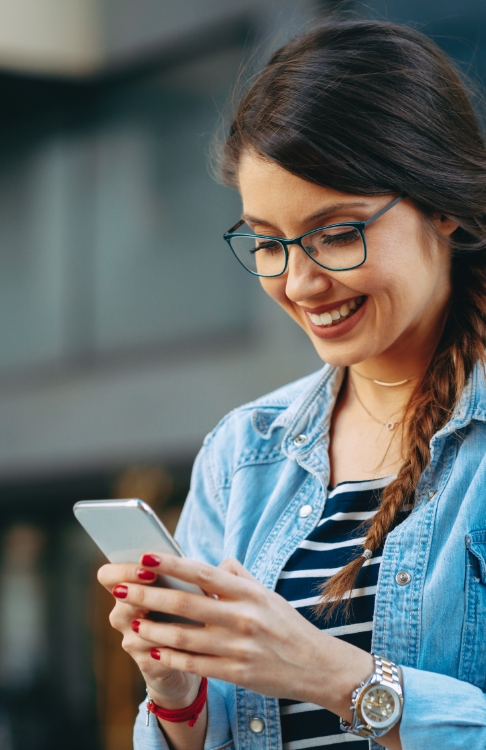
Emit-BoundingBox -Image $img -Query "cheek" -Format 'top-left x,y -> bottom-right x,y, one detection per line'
365,221 -> 432,289
353,235 -> 415,299
358,243 -> 445,328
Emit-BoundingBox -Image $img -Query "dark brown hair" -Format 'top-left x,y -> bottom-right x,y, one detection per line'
220,20 -> 486,615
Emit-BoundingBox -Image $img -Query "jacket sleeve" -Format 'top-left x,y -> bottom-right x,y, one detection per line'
399,666 -> 486,749
173,431 -> 229,566
133,436 -> 234,750
133,679 -> 234,750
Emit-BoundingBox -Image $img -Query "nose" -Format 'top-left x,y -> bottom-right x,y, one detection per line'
284,242 -> 332,301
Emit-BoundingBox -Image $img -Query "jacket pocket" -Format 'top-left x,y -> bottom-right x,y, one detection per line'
459,530 -> 486,689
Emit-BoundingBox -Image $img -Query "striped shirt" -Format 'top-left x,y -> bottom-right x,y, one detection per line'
276,476 -> 409,750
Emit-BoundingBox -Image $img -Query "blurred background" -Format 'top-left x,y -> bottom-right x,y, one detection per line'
0,0 -> 483,748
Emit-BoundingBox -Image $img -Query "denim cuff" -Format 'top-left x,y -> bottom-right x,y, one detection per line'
133,679 -> 233,750
399,665 -> 486,750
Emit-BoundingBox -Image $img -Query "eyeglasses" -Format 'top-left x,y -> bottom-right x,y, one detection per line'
223,194 -> 406,277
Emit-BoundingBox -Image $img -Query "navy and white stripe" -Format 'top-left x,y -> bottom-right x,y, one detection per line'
276,476 -> 408,749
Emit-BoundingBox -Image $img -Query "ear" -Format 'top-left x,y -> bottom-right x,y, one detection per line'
433,214 -> 459,238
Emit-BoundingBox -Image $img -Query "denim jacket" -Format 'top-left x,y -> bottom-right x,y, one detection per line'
134,363 -> 486,750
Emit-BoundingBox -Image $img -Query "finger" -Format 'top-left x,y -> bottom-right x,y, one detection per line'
151,646 -> 220,678
98,563 -> 158,591
113,581 -> 236,628
109,600 -> 152,631
134,619 -> 230,657
122,631 -> 160,658
124,621 -> 166,651
138,553 -> 263,601
151,647 -> 241,686
118,633 -> 185,682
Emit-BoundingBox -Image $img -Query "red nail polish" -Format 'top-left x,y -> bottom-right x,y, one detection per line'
113,585 -> 128,599
142,554 -> 161,567
137,568 -> 156,581
150,648 -> 160,660
131,620 -> 140,633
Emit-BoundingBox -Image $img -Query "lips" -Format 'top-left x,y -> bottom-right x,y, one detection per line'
305,296 -> 365,327
305,295 -> 368,340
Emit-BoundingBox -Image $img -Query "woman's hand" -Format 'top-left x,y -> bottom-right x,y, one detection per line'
102,552 -> 373,716
97,560 -> 201,709
99,553 -> 401,750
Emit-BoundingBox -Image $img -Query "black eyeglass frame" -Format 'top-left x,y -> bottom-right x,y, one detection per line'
223,194 -> 407,277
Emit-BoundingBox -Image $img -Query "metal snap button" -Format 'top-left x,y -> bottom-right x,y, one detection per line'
395,571 -> 411,586
299,504 -> 313,518
293,434 -> 307,446
428,490 -> 437,500
249,717 -> 265,733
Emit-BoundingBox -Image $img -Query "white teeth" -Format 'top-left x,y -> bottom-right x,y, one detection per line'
308,297 -> 364,327
340,303 -> 349,317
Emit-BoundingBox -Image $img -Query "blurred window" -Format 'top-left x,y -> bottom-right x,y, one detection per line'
0,46 -> 248,374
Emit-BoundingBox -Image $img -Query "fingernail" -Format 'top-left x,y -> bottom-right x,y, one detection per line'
150,648 -> 160,660
113,585 -> 128,599
137,568 -> 156,581
131,620 -> 140,633
142,554 -> 161,567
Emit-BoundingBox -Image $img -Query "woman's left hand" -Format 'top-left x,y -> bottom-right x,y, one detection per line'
114,553 -> 373,715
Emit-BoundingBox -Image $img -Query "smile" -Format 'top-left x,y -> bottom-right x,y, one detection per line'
307,296 -> 365,327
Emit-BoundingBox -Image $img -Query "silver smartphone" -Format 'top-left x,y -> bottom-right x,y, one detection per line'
73,498 -> 204,622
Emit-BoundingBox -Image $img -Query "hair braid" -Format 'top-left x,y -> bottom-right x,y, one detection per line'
315,251 -> 486,619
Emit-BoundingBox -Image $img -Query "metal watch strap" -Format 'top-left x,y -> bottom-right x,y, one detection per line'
340,654 -> 403,739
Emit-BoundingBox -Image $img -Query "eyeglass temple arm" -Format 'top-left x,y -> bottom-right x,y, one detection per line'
362,194 -> 407,228
227,219 -> 245,234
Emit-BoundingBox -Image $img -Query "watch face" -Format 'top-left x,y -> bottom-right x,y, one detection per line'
359,685 -> 401,729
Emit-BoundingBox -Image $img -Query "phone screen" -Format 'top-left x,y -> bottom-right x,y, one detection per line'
74,498 -> 205,610
74,498 -> 183,564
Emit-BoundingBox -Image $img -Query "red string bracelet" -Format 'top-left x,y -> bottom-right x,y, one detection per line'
146,677 -> 208,728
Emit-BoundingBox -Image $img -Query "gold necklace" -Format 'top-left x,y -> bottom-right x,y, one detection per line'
350,381 -> 402,431
352,368 -> 418,388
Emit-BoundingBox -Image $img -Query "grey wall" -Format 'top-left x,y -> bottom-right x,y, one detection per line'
0,1 -> 322,483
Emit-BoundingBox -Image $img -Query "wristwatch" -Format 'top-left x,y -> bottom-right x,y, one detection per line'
340,654 -> 403,739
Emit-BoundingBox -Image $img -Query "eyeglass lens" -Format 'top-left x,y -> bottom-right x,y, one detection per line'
229,225 -> 365,276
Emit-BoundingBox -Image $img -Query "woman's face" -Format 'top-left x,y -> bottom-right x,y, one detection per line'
237,152 -> 456,368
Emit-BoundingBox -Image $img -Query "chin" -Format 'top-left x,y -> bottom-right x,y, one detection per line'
311,340 -> 377,368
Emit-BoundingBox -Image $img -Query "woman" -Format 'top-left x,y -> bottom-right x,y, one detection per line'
98,20 -> 486,750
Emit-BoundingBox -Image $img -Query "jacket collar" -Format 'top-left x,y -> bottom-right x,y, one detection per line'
252,359 -> 486,451
432,359 -> 486,441
252,363 -> 343,466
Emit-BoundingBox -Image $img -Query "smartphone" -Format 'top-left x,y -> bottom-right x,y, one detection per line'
73,498 -> 204,622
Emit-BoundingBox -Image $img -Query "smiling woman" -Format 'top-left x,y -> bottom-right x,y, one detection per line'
98,19 -> 486,750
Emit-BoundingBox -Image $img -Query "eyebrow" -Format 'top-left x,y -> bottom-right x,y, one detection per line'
241,201 -> 370,229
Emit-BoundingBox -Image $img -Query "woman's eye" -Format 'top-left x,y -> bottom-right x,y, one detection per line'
251,241 -> 283,255
321,229 -> 360,246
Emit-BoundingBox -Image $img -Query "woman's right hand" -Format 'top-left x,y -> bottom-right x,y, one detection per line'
97,561 -> 202,708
